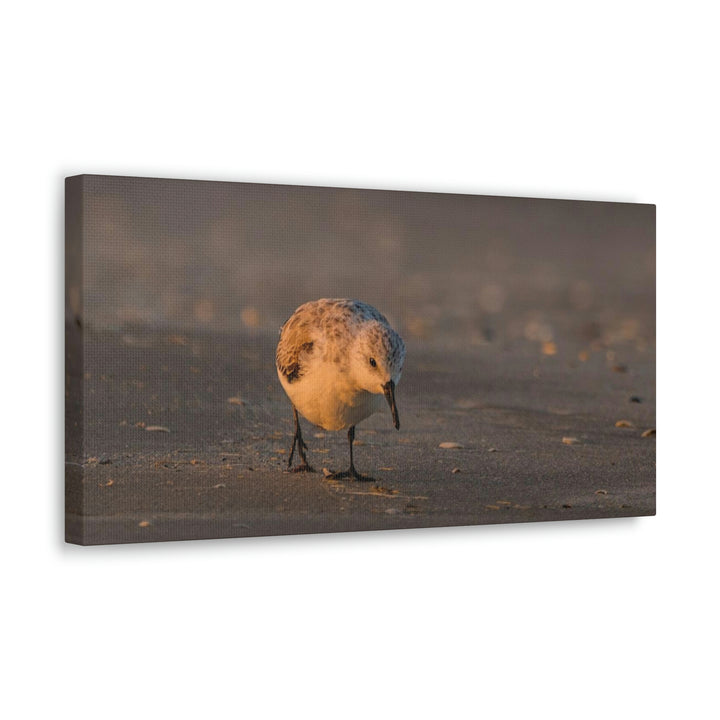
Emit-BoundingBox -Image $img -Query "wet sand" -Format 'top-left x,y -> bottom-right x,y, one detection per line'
66,324 -> 655,545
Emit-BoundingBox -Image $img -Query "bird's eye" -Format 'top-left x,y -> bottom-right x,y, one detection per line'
369,357 -> 377,367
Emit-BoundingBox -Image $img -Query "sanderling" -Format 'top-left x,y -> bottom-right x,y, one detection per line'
276,298 -> 406,481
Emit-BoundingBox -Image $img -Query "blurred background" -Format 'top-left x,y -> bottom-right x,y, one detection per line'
75,175 -> 655,352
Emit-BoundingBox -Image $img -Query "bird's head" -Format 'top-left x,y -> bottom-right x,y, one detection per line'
352,321 -> 406,429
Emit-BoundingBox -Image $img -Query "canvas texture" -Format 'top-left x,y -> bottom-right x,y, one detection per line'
65,175 -> 656,545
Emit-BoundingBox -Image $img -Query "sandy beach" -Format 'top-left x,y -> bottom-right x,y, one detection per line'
66,321 -> 654,544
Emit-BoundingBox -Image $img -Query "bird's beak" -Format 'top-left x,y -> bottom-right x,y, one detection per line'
383,380 -> 400,430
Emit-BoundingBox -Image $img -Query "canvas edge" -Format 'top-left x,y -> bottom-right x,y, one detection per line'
65,175 -> 86,545
62,173 -> 658,210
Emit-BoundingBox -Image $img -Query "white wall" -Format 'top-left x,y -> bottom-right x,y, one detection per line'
2,2 -> 716,718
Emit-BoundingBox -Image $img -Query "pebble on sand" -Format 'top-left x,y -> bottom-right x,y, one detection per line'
562,437 -> 580,445
439,442 -> 463,449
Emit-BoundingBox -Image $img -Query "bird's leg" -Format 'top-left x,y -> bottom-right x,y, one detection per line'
347,425 -> 359,477
327,425 -> 375,482
287,407 -> 315,473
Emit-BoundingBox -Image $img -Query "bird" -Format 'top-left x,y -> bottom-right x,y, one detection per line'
276,298 -> 406,481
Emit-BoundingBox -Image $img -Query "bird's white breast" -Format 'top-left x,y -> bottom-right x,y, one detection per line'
277,356 -> 384,431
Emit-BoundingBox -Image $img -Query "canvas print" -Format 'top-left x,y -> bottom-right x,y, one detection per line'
65,175 -> 655,545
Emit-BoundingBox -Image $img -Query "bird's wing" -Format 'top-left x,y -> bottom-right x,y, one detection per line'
276,314 -> 315,383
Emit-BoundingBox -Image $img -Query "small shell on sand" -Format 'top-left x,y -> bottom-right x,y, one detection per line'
615,420 -> 634,428
439,442 -> 463,449
641,428 -> 656,438
562,437 -> 580,445
145,425 -> 170,432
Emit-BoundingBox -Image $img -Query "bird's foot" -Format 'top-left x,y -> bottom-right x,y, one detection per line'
287,462 -> 316,473
326,468 -> 375,482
